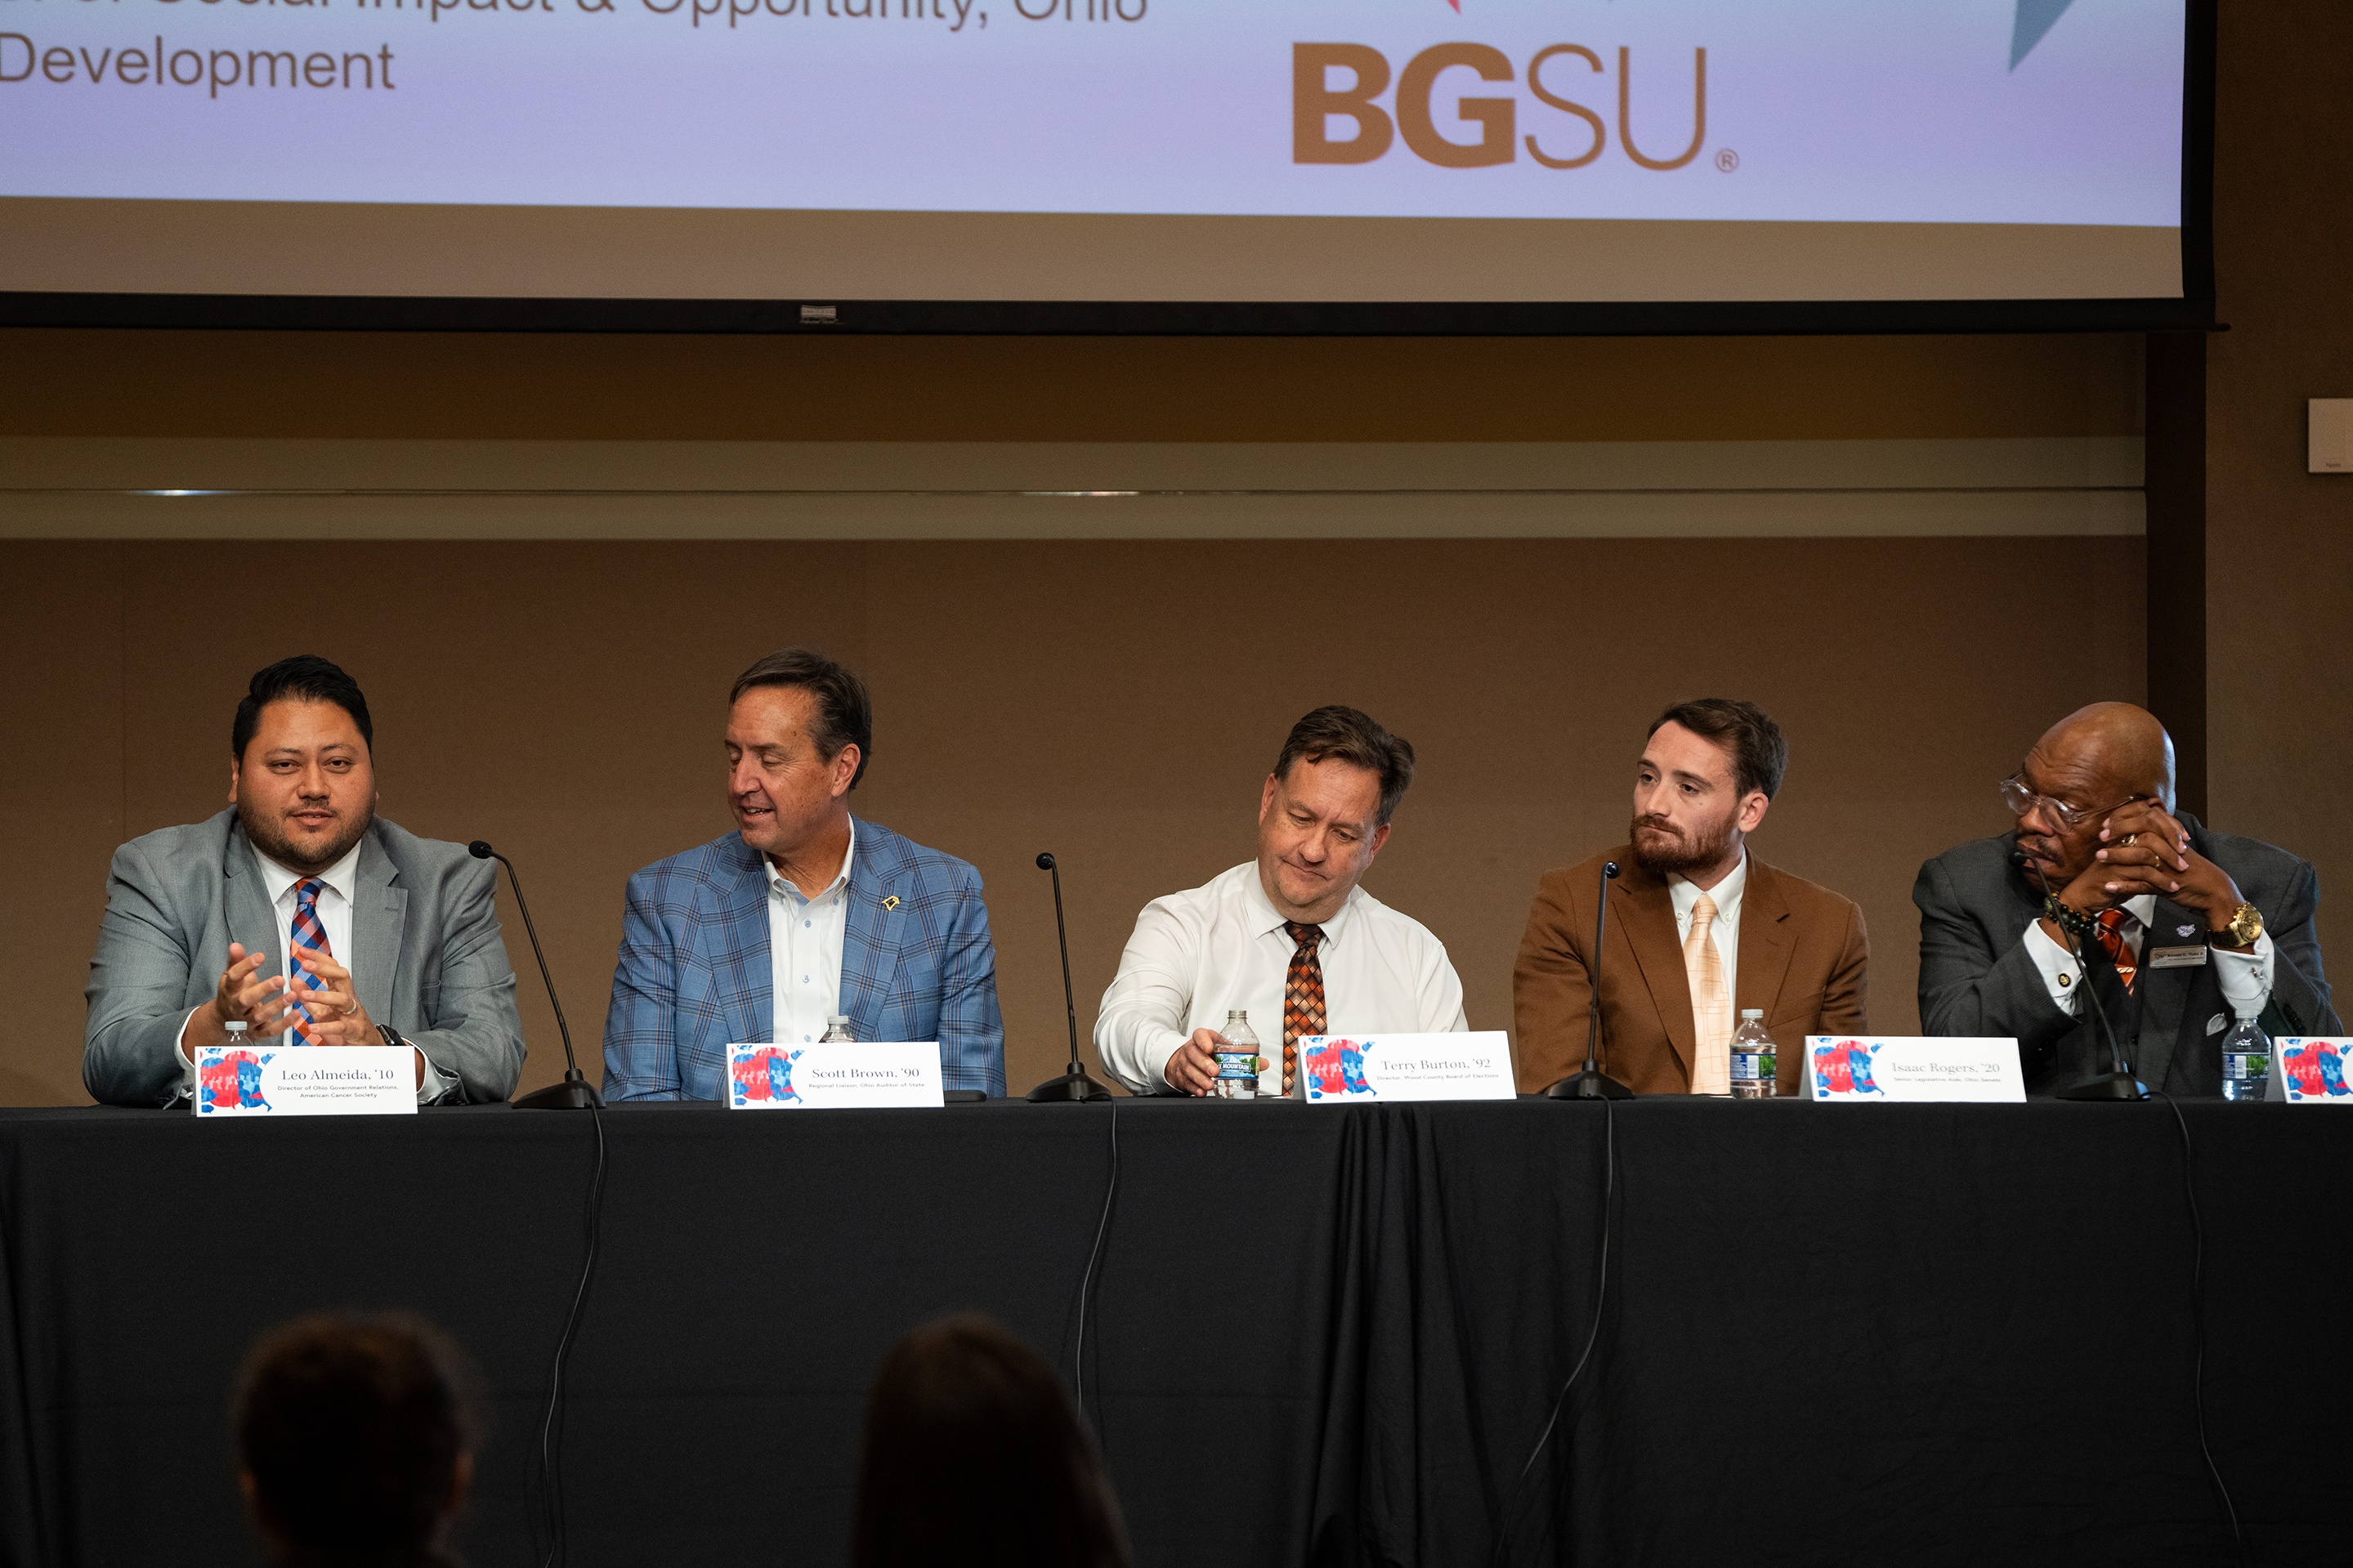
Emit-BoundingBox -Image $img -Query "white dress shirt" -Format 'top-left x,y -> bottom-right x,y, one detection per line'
1666,850 -> 1749,1010
2024,896 -> 2274,1019
768,820 -> 856,1047
1094,861 -> 1470,1097
178,839 -> 458,1102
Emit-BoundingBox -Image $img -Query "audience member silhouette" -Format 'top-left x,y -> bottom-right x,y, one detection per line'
852,1314 -> 1131,1568
235,1312 -> 478,1568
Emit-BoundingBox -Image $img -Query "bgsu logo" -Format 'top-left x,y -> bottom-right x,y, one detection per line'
1294,42 -> 1706,169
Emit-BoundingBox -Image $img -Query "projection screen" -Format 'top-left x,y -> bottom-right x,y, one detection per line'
0,0 -> 2208,328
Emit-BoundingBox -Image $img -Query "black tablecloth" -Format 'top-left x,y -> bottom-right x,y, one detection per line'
0,1097 -> 2341,1567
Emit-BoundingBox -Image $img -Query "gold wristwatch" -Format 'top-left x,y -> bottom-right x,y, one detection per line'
2208,901 -> 2263,949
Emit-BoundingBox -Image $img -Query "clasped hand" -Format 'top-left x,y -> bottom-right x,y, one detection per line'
204,941 -> 377,1046
2064,800 -> 2247,936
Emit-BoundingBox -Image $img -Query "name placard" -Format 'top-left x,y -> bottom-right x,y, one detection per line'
1805,1037 -> 2025,1103
195,1045 -> 418,1117
1297,1032 -> 1514,1104
2278,1039 -> 2353,1103
724,1042 -> 944,1110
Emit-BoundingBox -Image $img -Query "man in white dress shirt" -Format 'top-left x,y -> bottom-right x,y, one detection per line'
1096,705 -> 1468,1097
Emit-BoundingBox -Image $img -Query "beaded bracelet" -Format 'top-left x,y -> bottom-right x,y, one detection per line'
2041,896 -> 2100,940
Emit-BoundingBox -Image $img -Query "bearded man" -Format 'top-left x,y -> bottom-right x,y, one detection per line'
83,656 -> 526,1107
1512,699 -> 1869,1094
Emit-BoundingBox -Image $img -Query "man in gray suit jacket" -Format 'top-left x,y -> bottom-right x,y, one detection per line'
1916,702 -> 2335,1096
84,656 -> 526,1107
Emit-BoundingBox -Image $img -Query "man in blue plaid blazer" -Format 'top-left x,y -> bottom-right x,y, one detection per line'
602,650 -> 1004,1100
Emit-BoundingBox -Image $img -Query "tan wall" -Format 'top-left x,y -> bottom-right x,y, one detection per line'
0,534 -> 2141,1105
2205,2 -> 2353,973
0,319 -> 2166,1106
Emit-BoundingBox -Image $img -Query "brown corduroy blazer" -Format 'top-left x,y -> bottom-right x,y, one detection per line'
1511,847 -> 1869,1095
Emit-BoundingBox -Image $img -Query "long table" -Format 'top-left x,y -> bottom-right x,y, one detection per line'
0,1097 -> 2340,1567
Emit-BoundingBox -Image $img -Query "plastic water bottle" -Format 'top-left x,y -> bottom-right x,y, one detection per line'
2220,1007 -> 2270,1103
1211,1010 -> 1260,1099
1729,1009 -> 1777,1098
819,1015 -> 855,1043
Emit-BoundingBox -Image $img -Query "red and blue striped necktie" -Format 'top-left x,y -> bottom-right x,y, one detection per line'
287,878 -> 331,1044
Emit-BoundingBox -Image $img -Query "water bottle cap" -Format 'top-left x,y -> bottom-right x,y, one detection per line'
224,1021 -> 248,1033
1739,1009 -> 1764,1020
1226,1009 -> 1248,1022
828,1014 -> 851,1025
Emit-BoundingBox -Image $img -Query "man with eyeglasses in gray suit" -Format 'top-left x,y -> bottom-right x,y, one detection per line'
1914,701 -> 2336,1097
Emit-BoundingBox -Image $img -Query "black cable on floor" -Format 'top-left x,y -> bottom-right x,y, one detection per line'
1492,1095 -> 1617,1568
2152,1091 -> 2248,1568
1074,1093 -> 1120,1439
530,1099 -> 608,1568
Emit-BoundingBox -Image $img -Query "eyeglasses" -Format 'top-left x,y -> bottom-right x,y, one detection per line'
1997,774 -> 2141,833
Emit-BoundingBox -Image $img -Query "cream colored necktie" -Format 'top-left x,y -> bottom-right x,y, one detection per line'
1684,893 -> 1732,1094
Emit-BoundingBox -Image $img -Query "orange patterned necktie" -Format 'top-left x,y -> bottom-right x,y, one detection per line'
1281,922 -> 1326,1097
2093,909 -> 2140,994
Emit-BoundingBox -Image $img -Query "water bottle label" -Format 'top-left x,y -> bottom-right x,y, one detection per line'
1729,1050 -> 1775,1081
1215,1051 -> 1258,1080
2224,1052 -> 2269,1081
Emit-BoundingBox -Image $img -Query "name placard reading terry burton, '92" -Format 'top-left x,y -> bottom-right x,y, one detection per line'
1297,1032 -> 1515,1104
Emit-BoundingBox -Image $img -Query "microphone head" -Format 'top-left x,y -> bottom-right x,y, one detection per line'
1602,861 -> 1621,880
468,840 -> 494,860
1036,852 -> 1056,871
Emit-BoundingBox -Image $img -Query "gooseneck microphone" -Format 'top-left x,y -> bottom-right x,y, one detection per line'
471,841 -> 603,1111
2018,850 -> 2145,1101
1027,852 -> 1114,1103
1548,860 -> 1635,1100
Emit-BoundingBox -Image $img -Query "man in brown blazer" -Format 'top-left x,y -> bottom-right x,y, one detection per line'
1514,699 -> 1868,1094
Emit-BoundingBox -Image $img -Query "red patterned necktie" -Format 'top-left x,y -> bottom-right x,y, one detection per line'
287,878 -> 332,1044
1281,922 -> 1326,1097
2092,908 -> 2139,994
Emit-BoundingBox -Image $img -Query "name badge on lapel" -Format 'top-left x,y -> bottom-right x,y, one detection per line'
2145,945 -> 2208,970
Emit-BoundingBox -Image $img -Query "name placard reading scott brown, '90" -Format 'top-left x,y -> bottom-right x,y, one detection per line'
724,1042 -> 945,1110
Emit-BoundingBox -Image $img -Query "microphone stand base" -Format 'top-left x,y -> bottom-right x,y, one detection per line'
2057,1070 -> 2148,1101
1027,1067 -> 1115,1103
1546,1068 -> 1635,1101
513,1071 -> 604,1110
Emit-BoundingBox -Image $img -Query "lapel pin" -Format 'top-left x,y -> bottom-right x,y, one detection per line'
2176,924 -> 2196,937
882,895 -> 900,911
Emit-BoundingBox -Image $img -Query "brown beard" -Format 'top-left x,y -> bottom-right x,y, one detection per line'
239,797 -> 373,877
1628,811 -> 1736,878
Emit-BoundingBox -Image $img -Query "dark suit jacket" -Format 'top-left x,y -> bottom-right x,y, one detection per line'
1912,815 -> 2337,1096
1514,847 -> 1870,1094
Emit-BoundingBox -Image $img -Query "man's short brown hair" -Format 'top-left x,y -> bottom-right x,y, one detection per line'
1272,706 -> 1416,826
1648,698 -> 1788,800
731,647 -> 875,790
